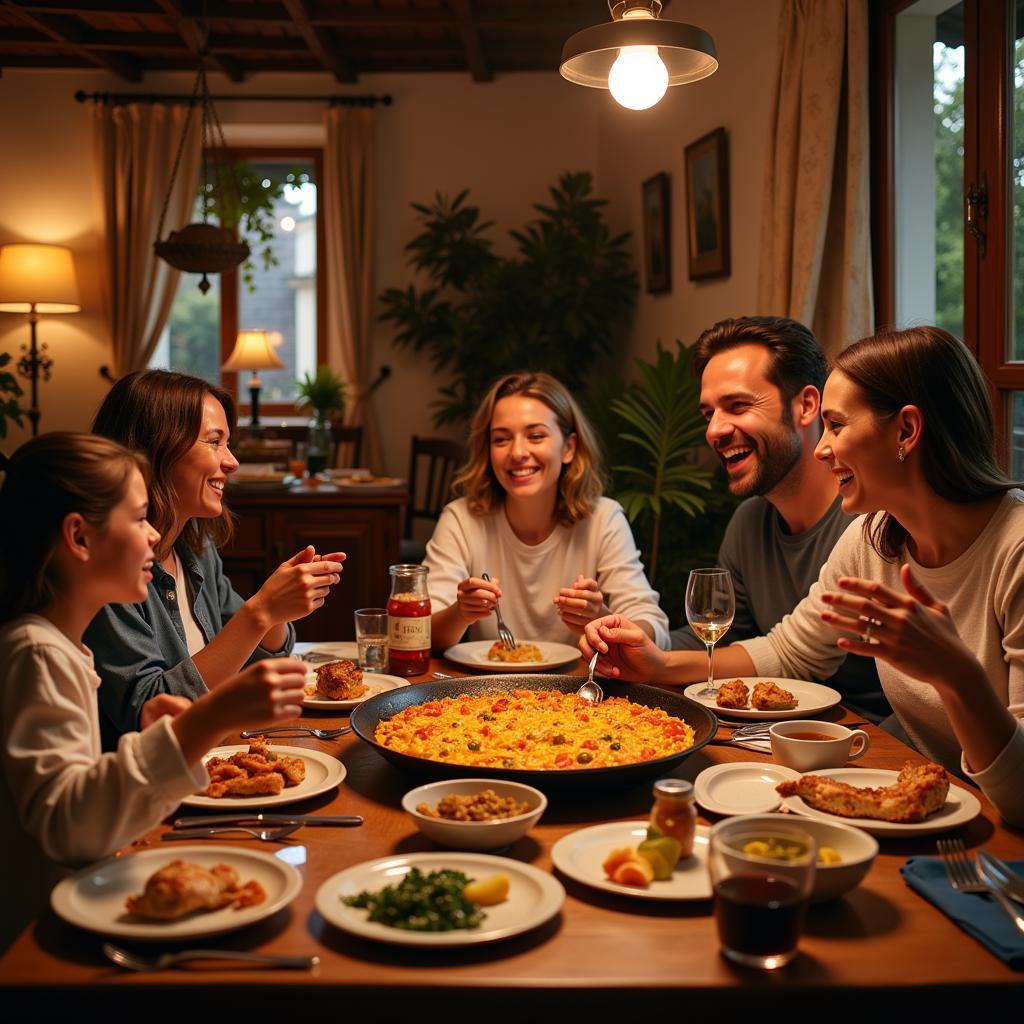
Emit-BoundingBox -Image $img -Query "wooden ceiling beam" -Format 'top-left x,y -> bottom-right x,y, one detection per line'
280,0 -> 355,83
450,0 -> 491,82
151,0 -> 245,81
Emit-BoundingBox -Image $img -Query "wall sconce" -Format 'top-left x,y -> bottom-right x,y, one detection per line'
0,244 -> 81,437
560,1 -> 718,111
222,329 -> 284,429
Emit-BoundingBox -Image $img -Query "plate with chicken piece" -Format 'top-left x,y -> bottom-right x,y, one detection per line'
684,677 -> 842,720
182,744 -> 346,809
50,845 -> 303,940
303,662 -> 410,710
776,765 -> 982,836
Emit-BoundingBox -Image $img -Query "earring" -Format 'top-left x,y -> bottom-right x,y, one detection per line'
898,446 -> 906,463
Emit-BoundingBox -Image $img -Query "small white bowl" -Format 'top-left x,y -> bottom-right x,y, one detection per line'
402,778 -> 547,850
723,813 -> 879,902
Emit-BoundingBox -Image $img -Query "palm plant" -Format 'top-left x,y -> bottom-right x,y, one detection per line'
0,352 -> 25,444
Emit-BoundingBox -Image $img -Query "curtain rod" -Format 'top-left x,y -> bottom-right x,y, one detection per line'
74,90 -> 392,108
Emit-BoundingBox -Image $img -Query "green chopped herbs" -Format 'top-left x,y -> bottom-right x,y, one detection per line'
342,868 -> 485,931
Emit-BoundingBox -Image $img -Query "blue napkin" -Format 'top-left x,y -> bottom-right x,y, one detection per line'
901,855 -> 1024,968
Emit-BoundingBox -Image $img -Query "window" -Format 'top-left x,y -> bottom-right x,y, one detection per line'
151,148 -> 325,418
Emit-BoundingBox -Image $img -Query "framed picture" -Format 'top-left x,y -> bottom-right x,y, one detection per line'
642,172 -> 671,294
684,127 -> 730,280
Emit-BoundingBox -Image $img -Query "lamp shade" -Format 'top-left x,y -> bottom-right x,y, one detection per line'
222,329 -> 286,372
0,244 -> 81,314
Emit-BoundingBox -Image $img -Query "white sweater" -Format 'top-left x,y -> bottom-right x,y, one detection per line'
736,490 -> 1024,825
0,615 -> 206,949
424,497 -> 671,649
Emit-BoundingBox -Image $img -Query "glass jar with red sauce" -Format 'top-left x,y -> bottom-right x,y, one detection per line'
387,564 -> 431,676
650,778 -> 696,857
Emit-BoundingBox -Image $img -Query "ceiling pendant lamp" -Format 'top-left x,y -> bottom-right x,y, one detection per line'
560,1 -> 718,111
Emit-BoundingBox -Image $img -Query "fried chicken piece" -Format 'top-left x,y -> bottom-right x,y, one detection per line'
272,754 -> 306,787
776,761 -> 949,823
751,680 -> 797,710
246,737 -> 276,761
207,762 -> 247,785
229,752 -> 278,775
206,770 -> 285,799
126,860 -> 243,919
716,679 -> 750,709
316,659 -> 368,700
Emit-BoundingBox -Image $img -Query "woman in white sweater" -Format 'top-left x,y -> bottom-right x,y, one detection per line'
425,372 -> 669,651
582,326 -> 1024,825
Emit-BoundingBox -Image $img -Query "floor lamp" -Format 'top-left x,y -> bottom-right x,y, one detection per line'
222,329 -> 284,429
0,244 -> 80,437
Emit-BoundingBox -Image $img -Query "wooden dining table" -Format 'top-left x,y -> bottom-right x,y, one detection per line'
2,653 -> 1022,1013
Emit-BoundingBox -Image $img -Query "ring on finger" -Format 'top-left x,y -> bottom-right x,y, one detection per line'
861,617 -> 883,642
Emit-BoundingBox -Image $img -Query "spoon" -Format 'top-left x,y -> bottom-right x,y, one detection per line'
576,650 -> 603,704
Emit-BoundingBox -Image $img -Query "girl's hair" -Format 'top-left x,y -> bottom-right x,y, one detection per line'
92,369 -> 236,554
831,325 -> 1019,559
453,371 -> 605,525
0,432 -> 148,619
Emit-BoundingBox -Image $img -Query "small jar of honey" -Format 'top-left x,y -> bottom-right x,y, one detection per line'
650,778 -> 696,857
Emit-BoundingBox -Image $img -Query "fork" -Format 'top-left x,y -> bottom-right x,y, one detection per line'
938,838 -> 1024,934
239,725 -> 351,740
103,942 -> 319,972
482,572 -> 516,650
162,824 -> 301,842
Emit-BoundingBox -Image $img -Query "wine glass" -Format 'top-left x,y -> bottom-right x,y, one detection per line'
685,568 -> 735,699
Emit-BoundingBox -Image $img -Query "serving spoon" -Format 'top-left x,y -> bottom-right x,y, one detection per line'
576,650 -> 603,704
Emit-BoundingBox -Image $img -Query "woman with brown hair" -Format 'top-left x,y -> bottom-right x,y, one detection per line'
86,370 -> 344,740
582,326 -> 1024,824
425,371 -> 669,651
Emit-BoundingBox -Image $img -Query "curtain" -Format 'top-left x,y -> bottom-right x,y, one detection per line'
93,102 -> 200,376
757,0 -> 873,356
323,105 -> 381,471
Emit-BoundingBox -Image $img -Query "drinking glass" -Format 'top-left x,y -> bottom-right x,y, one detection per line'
354,608 -> 389,673
708,819 -> 817,970
685,568 -> 734,698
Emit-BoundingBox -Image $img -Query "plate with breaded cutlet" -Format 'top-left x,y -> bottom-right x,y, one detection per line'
684,677 -> 841,720
303,659 -> 409,710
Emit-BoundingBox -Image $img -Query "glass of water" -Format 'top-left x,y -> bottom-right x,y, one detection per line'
685,568 -> 735,699
354,608 -> 389,673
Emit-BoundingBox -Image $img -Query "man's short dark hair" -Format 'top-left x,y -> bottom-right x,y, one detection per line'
693,316 -> 828,403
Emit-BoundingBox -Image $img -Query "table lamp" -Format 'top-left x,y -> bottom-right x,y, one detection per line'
221,328 -> 285,428
0,244 -> 80,437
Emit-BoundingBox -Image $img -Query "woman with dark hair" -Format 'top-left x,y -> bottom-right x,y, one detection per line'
87,370 -> 345,739
425,371 -> 669,651
582,326 -> 1024,824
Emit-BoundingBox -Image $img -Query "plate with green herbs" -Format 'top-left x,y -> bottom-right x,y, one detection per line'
314,852 -> 564,946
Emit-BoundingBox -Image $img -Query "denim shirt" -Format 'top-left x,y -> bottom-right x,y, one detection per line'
85,541 -> 295,747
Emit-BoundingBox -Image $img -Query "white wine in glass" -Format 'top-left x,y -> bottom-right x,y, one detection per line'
685,569 -> 735,698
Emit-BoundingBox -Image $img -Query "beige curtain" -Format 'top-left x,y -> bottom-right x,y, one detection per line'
323,105 -> 381,471
758,0 -> 873,356
93,102 -> 200,376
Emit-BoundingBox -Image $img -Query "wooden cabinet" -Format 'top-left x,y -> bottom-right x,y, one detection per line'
221,484 -> 407,641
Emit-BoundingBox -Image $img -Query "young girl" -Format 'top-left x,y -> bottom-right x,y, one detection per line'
425,371 -> 669,650
0,433 -> 307,949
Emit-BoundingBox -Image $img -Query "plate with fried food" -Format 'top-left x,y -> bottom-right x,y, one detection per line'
50,845 -> 303,941
303,658 -> 409,710
183,742 -> 346,809
684,677 -> 841,720
443,640 -> 582,673
776,763 -> 982,836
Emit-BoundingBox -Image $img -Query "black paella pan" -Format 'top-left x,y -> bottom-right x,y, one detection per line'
349,674 -> 718,792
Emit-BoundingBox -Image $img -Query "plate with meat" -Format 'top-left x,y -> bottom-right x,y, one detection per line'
776,763 -> 982,836
684,677 -> 841,720
50,845 -> 303,940
443,640 -> 582,672
182,742 -> 346,809
303,659 -> 409,709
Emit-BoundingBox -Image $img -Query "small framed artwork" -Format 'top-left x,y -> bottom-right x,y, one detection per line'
684,127 -> 731,280
642,172 -> 671,294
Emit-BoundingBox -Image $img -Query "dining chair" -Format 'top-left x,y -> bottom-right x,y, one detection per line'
399,435 -> 464,563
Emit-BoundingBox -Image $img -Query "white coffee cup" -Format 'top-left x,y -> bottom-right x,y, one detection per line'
769,720 -> 870,772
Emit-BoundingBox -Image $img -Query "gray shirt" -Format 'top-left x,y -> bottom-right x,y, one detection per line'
670,496 -> 888,717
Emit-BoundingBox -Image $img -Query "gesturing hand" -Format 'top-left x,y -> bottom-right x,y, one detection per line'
140,694 -> 192,729
554,575 -> 611,635
252,545 -> 346,625
580,614 -> 665,683
455,575 -> 502,623
217,658 -> 308,727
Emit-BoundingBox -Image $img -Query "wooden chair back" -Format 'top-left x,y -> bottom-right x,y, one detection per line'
405,435 -> 464,539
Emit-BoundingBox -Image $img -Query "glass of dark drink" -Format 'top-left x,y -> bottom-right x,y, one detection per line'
708,819 -> 817,970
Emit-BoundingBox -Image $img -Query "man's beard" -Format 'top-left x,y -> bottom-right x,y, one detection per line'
728,430 -> 802,499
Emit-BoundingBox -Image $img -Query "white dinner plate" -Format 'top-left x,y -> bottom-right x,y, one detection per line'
778,767 -> 983,837
303,665 -> 409,709
444,640 -> 582,673
182,745 -> 346,809
694,762 -> 800,816
550,821 -> 712,901
315,852 -> 564,946
51,845 -> 302,941
684,677 -> 842,720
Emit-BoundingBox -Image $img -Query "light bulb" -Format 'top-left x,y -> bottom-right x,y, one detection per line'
608,45 -> 669,110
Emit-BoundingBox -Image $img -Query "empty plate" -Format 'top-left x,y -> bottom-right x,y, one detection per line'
694,761 -> 800,816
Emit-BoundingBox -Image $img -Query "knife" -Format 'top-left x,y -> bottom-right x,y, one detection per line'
978,850 -> 1024,906
172,813 -> 363,828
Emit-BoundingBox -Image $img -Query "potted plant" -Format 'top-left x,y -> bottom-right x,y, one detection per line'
0,352 -> 25,450
295,366 -> 347,473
